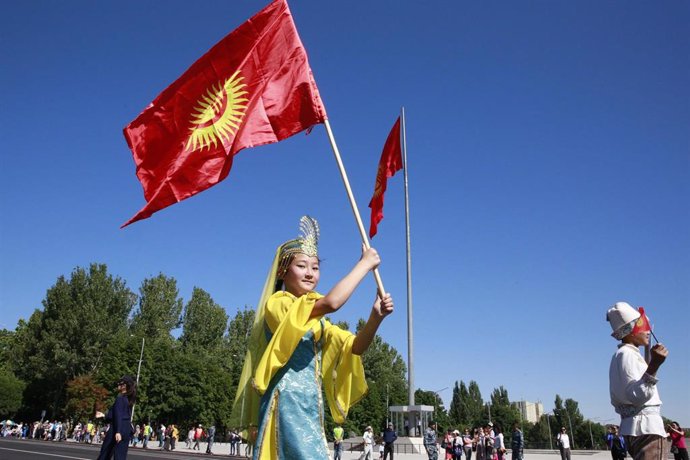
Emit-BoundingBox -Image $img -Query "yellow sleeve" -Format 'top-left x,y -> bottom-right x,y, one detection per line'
322,321 -> 368,424
252,291 -> 323,394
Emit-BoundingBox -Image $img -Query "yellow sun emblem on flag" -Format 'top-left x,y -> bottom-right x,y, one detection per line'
372,165 -> 385,198
186,71 -> 248,152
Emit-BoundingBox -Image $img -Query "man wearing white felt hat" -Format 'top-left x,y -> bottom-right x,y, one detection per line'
606,301 -> 670,460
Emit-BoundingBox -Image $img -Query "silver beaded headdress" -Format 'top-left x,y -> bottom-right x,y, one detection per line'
277,216 -> 320,278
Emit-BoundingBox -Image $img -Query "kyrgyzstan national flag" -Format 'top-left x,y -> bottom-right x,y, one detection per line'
632,306 -> 652,334
368,117 -> 403,238
122,0 -> 326,227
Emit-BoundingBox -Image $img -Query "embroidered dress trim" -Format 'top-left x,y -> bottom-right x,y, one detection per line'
255,389 -> 280,459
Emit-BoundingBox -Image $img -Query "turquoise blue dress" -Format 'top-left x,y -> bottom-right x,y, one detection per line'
254,321 -> 330,459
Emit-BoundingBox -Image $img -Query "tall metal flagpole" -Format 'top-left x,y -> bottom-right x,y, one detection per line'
400,107 -> 415,411
323,119 -> 386,297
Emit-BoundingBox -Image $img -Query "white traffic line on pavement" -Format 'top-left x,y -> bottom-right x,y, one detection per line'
0,446 -> 91,459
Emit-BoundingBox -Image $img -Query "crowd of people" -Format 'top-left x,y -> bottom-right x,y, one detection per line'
1,420 -> 70,441
421,421 -> 523,460
0,418 -> 258,456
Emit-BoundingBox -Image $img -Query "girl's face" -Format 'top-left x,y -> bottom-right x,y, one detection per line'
282,253 -> 320,296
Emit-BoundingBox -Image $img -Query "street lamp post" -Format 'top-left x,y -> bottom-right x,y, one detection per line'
432,387 -> 449,423
546,413 -> 553,451
588,420 -> 594,449
131,337 -> 145,423
386,384 -> 390,426
589,417 -> 613,450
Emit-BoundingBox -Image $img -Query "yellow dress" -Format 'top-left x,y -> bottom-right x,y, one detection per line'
251,291 -> 367,459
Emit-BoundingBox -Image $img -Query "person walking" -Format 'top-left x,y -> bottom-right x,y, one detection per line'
383,423 -> 398,460
229,429 -> 239,455
444,429 -> 455,460
157,423 -> 165,448
557,427 -> 572,460
131,425 -> 140,447
333,425 -> 344,460
96,376 -> 136,460
668,422 -> 687,460
483,425 -> 495,460
476,428 -> 486,460
163,425 -> 171,451
494,425 -> 506,460
606,425 -> 627,460
186,427 -> 194,449
451,430 -> 463,460
511,424 -> 523,460
463,428 -> 474,460
362,426 -> 374,460
193,424 -> 203,450
142,423 -> 151,449
85,421 -> 94,444
424,421 -> 439,460
206,425 -> 216,455
170,424 -> 178,451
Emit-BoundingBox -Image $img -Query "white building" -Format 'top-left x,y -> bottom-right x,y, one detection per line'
514,400 -> 544,424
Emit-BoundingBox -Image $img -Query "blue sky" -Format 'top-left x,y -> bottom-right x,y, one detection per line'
1,1 -> 688,425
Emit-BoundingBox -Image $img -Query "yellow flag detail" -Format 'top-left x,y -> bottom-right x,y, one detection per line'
186,71 -> 248,152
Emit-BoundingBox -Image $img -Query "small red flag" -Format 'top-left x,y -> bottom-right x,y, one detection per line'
632,307 -> 652,334
122,0 -> 326,227
368,117 -> 403,238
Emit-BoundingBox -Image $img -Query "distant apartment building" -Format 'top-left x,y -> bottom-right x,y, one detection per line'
513,400 -> 544,423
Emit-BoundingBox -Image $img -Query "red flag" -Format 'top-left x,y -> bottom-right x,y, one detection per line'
368,117 -> 403,238
632,307 -> 652,334
122,0 -> 326,227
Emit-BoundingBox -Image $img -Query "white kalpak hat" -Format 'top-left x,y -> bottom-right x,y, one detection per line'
606,302 -> 641,340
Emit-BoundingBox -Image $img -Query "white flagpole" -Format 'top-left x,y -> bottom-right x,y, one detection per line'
323,119 -> 386,297
400,107 -> 416,410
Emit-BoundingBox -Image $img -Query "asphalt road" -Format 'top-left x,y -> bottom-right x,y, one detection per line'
0,437 -> 243,460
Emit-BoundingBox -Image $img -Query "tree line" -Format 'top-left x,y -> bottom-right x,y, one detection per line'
3,262 -> 672,446
0,263 -> 407,437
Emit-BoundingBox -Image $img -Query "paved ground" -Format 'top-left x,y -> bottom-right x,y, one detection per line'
0,436 -> 627,460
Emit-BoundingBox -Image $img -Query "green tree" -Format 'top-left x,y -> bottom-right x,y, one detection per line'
488,386 -> 520,442
134,339 -> 232,432
226,307 -> 254,394
449,381 -> 462,426
448,380 -> 485,429
465,381 -> 485,427
586,420 -> 607,449
527,417 -> 551,449
415,388 -> 450,430
130,274 -> 183,339
11,264 -> 135,418
180,287 -> 228,351
142,287 -> 231,431
0,329 -> 13,367
0,367 -> 25,418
